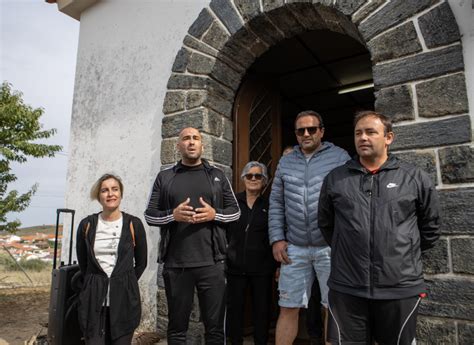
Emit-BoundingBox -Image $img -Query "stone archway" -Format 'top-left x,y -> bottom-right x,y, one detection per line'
159,0 -> 473,341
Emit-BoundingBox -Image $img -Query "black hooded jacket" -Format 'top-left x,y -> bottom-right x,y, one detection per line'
226,192 -> 276,275
318,155 -> 440,299
76,212 -> 147,340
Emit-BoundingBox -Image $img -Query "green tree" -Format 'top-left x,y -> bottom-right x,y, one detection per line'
0,82 -> 62,232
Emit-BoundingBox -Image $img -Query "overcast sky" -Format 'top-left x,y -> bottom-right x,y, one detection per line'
1,0 -> 79,227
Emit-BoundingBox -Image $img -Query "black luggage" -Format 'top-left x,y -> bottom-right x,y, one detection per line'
47,208 -> 84,345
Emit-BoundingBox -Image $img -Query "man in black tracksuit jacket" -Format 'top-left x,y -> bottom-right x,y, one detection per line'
145,127 -> 240,345
318,111 -> 440,345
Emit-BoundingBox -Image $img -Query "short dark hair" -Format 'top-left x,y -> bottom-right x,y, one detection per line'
354,110 -> 393,135
294,110 -> 324,128
90,173 -> 124,201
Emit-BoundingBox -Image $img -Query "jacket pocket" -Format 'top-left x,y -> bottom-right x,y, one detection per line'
331,231 -> 368,288
375,258 -> 402,286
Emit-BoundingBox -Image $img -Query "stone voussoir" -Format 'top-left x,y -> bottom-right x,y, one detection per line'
390,115 -> 471,151
205,108 -> 225,137
247,13 -> 285,47
263,5 -> 307,38
202,21 -> 231,51
187,52 -> 216,75
186,90 -> 208,110
416,73 -> 469,118
234,0 -> 262,21
352,0 -> 387,25
334,0 -> 367,16
418,2 -> 461,49
223,116 -> 233,141
163,91 -> 186,114
160,137 -> 179,165
204,92 -> 234,118
167,73 -> 208,90
359,0 -> 437,41
211,58 -> 243,91
188,8 -> 214,39
229,26 -> 268,58
374,84 -> 414,122
210,0 -> 244,35
206,78 -> 235,101
171,47 -> 191,73
162,108 -> 224,138
262,0 -> 285,12
368,21 -> 422,63
201,133 -> 233,166
221,38 -> 256,67
373,45 -> 464,89
287,3 -> 326,32
183,35 -> 218,59
439,145 -> 474,184
162,109 -> 207,138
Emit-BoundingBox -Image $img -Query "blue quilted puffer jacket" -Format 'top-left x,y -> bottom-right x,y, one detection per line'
269,142 -> 350,247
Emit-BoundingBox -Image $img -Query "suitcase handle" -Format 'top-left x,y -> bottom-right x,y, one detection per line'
57,209 -> 75,215
53,209 -> 76,270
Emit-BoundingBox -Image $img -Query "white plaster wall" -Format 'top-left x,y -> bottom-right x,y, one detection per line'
62,0 -> 209,332
448,0 -> 474,138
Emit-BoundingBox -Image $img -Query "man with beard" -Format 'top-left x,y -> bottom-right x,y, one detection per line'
269,110 -> 350,345
145,127 -> 240,345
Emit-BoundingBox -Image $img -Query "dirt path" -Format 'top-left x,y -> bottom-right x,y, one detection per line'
0,286 -> 50,345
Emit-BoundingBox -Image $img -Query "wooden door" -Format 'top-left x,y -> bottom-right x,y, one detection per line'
233,76 -> 281,194
232,75 -> 281,335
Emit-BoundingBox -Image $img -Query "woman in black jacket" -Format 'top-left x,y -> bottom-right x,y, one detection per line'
226,161 -> 276,345
76,173 -> 147,345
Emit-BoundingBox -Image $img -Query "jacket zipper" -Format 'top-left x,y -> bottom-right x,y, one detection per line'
368,174 -> 375,298
242,203 -> 256,269
304,159 -> 311,244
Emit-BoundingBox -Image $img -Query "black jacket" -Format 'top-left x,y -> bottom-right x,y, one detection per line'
144,159 -> 240,263
318,155 -> 440,299
226,192 -> 275,275
76,212 -> 147,340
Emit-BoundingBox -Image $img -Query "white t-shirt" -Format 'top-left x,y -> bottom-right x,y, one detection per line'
94,214 -> 122,277
94,214 -> 122,305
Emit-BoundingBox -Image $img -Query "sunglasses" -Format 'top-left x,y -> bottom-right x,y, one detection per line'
244,173 -> 264,180
295,126 -> 322,136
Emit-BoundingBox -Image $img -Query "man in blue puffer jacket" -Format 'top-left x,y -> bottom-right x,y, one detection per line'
269,110 -> 350,345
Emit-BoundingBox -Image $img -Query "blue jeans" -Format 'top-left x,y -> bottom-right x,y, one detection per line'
278,244 -> 331,308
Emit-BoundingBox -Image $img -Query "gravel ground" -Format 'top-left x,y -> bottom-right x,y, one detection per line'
0,286 -> 50,345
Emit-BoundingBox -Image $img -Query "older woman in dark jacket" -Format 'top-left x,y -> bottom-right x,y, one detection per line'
76,173 -> 147,345
226,162 -> 276,345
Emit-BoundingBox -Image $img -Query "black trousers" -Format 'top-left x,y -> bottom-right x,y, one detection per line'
85,307 -> 134,345
328,289 -> 421,345
162,262 -> 226,345
226,273 -> 273,345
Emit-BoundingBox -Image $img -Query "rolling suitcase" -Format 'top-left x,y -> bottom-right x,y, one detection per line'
47,208 -> 84,345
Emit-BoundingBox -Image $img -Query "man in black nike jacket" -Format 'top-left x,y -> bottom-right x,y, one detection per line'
145,127 -> 240,345
318,111 -> 440,345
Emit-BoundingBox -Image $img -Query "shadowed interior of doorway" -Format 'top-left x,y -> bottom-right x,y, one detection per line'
232,28 -> 375,343
244,29 -> 375,158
